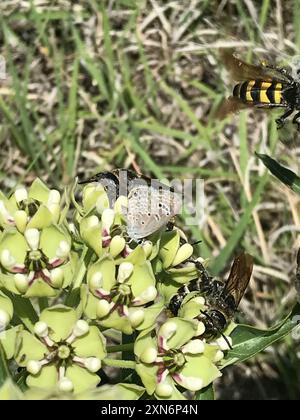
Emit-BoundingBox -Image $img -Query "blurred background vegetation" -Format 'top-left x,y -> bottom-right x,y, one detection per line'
1,0 -> 300,399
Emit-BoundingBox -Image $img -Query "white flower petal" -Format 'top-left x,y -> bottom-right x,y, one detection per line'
73,320 -> 89,337
181,339 -> 205,355
84,357 -> 101,373
14,188 -> 28,203
34,321 -> 49,338
27,360 -> 42,375
25,228 -> 40,251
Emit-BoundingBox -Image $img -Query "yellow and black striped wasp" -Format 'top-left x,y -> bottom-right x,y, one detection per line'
218,50 -> 300,130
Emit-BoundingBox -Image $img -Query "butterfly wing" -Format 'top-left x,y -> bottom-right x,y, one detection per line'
126,185 -> 181,240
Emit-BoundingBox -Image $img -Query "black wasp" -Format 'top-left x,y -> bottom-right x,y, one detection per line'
169,253 -> 253,344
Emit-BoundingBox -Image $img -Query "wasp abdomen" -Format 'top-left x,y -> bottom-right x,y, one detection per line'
233,80 -> 283,105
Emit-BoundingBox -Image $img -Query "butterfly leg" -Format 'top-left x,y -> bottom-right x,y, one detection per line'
292,111 -> 300,131
275,107 -> 294,129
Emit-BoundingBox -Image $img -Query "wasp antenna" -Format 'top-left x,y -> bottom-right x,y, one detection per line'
191,240 -> 202,246
221,332 -> 233,350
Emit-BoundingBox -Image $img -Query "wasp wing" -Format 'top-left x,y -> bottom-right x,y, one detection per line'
215,96 -> 255,119
222,253 -> 253,308
220,49 -> 291,83
215,96 -> 282,120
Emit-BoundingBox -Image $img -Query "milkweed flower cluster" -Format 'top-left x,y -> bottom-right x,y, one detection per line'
0,178 -> 233,400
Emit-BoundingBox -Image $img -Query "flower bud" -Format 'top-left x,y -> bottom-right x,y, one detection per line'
14,210 -> 28,233
47,190 -> 60,206
87,215 -> 100,228
14,273 -> 29,293
109,235 -> 126,257
56,241 -> 70,258
34,321 -> 49,338
140,347 -> 157,364
50,268 -> 64,288
155,383 -> 173,398
117,262 -> 134,283
1,250 -> 16,270
58,377 -> 73,392
101,209 -> 115,231
84,357 -> 101,373
73,320 -> 89,337
89,272 -> 103,290
27,360 -> 42,375
182,339 -> 205,355
129,309 -> 144,328
135,286 -> 157,304
0,310 -> 10,329
14,188 -> 28,203
96,300 -> 111,318
159,321 -> 177,341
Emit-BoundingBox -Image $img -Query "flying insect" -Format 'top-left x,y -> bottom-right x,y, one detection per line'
218,50 -> 300,130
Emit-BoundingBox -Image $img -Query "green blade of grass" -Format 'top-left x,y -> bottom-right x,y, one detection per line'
63,57 -> 79,177
256,152 -> 300,195
211,170 -> 270,275
159,79 -> 212,149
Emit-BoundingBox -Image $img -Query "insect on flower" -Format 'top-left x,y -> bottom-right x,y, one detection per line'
169,253 -> 253,346
79,169 -> 181,241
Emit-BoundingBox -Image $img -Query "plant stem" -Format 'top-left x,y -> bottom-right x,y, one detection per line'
107,343 -> 134,353
103,358 -> 136,370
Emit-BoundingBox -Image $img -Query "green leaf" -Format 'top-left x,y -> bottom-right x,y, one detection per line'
256,152 -> 300,195
195,384 -> 215,400
9,294 -> 38,333
0,342 -> 10,386
221,304 -> 300,368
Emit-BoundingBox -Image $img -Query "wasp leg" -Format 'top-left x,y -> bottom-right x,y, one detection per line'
276,108 -> 294,129
292,111 -> 300,131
